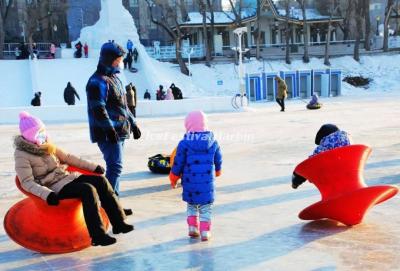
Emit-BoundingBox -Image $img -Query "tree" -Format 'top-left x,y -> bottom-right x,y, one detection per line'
224,0 -> 244,64
383,0 -> 395,52
324,0 -> 340,66
364,0 -> 371,51
255,0 -> 262,60
283,0 -> 291,64
146,0 -> 189,75
338,0 -> 353,40
297,0 -> 309,63
0,0 -> 14,59
353,0 -> 364,61
206,0 -> 215,55
197,0 -> 211,66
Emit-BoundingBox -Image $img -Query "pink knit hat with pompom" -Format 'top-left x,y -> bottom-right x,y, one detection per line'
19,111 -> 45,145
184,110 -> 208,132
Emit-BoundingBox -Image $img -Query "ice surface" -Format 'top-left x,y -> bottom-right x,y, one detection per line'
0,93 -> 399,270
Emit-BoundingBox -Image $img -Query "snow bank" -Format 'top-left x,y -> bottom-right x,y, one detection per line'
0,97 -> 234,124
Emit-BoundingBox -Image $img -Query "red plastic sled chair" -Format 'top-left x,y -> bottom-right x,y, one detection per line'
3,167 -> 109,254
294,145 -> 398,226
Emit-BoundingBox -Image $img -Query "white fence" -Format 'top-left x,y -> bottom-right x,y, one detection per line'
145,44 -> 205,60
3,42 -> 52,56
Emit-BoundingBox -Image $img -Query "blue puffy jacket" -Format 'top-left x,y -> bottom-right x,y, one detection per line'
312,130 -> 352,156
86,63 -> 135,143
171,132 -> 222,205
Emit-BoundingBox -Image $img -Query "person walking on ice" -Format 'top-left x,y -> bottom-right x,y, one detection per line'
275,76 -> 287,112
14,111 -> 133,247
169,111 -> 222,241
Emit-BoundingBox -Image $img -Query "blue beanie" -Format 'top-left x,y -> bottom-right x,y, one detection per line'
99,42 -> 125,66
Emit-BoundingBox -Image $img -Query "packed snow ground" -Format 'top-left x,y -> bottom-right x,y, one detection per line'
0,93 -> 399,270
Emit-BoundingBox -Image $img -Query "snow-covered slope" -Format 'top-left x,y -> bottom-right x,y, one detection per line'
74,0 -> 202,96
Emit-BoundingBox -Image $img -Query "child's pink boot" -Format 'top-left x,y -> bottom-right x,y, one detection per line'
200,221 -> 211,241
187,216 -> 199,238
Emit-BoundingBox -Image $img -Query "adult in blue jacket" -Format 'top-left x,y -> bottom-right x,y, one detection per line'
86,42 -> 141,215
127,39 -> 133,54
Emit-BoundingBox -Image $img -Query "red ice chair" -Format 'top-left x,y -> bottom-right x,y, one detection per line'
3,167 -> 109,254
294,145 -> 398,226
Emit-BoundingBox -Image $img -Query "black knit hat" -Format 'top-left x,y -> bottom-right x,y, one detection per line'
315,124 -> 339,145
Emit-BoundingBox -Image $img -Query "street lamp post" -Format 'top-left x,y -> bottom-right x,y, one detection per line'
376,16 -> 380,36
233,27 -> 247,97
186,47 -> 194,76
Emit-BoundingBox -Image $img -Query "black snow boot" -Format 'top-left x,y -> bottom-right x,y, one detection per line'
92,234 -> 117,246
113,223 -> 134,234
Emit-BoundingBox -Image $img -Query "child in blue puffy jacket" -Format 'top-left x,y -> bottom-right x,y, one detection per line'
169,111 -> 222,241
292,124 -> 352,189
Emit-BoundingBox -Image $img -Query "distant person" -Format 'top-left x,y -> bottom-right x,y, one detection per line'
127,39 -> 133,54
74,41 -> 83,58
156,85 -> 165,101
31,43 -> 38,59
19,43 -> 29,59
144,89 -> 151,100
64,82 -> 80,105
31,92 -> 41,106
84,43 -> 89,58
275,76 -> 287,112
123,52 -> 133,70
170,83 -> 183,100
307,94 -> 322,110
50,43 -> 56,58
133,48 -> 138,63
165,88 -> 174,100
125,83 -> 137,117
14,46 -> 20,59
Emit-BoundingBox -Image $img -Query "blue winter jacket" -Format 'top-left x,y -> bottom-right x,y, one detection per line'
127,41 -> 133,50
312,130 -> 352,156
86,63 -> 135,143
171,132 -> 222,205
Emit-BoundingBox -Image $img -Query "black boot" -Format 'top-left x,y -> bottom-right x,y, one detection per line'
113,223 -> 134,234
124,208 -> 133,216
92,234 -> 117,246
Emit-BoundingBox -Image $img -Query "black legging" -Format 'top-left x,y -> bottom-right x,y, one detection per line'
58,175 -> 125,239
276,98 -> 285,111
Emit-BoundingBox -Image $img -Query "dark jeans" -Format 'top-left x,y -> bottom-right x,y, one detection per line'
97,140 -> 125,196
128,105 -> 136,118
58,175 -> 125,238
276,98 -> 285,111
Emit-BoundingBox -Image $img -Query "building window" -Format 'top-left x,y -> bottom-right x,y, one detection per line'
129,0 -> 138,7
222,31 -> 230,46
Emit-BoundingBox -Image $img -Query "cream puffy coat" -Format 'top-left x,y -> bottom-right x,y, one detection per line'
14,136 -> 97,201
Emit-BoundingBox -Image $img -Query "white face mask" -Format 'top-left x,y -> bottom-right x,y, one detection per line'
36,131 -> 47,145
118,59 -> 124,70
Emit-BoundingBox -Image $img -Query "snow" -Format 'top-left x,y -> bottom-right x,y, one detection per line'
0,93 -> 400,270
73,0 -> 203,96
1,53 -> 399,114
0,97 -> 235,124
